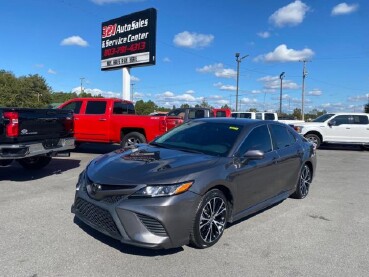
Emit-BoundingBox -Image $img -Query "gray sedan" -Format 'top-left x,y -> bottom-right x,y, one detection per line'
71,118 -> 316,249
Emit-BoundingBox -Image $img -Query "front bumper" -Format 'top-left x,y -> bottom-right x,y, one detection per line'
71,182 -> 201,249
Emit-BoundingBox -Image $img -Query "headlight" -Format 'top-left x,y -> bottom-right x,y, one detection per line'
130,181 -> 193,198
76,170 -> 86,190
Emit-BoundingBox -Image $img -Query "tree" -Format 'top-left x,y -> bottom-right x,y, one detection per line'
292,108 -> 302,120
365,103 -> 369,113
50,92 -> 78,104
135,100 -> 157,115
0,70 -> 52,108
199,99 -> 212,108
248,108 -> 258,112
221,104 -> 230,109
180,103 -> 190,108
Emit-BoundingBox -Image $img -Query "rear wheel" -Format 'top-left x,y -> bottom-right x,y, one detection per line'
305,134 -> 321,148
190,189 -> 228,249
17,156 -> 52,170
120,132 -> 146,148
291,164 -> 312,199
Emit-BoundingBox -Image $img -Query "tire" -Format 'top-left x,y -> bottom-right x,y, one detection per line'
304,133 -> 321,148
291,164 -> 312,199
120,132 -> 146,148
17,156 -> 52,170
190,189 -> 228,249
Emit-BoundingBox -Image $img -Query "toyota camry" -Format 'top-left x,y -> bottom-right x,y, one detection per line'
71,118 -> 316,249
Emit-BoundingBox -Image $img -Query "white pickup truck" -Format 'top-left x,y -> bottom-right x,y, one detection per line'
293,113 -> 369,149
231,112 -> 304,125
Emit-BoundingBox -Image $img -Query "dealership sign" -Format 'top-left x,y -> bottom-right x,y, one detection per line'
101,8 -> 157,71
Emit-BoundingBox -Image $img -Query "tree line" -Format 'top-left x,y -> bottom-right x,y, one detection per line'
1,70 -> 367,118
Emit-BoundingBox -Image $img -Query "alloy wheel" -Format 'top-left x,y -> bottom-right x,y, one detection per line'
199,196 -> 227,244
299,165 -> 312,198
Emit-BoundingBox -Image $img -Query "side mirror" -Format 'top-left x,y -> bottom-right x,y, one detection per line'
241,150 -> 265,164
328,120 -> 336,127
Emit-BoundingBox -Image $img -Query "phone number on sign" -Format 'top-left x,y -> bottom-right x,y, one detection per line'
103,42 -> 146,57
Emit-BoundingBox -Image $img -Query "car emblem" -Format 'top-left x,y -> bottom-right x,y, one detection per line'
90,183 -> 102,195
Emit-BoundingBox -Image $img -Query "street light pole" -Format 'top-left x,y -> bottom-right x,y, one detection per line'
279,72 -> 285,115
235,53 -> 248,112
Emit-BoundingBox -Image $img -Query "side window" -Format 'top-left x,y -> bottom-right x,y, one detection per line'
85,101 -> 107,115
269,124 -> 295,149
241,113 -> 252,119
265,113 -> 275,120
237,125 -> 272,155
353,115 -> 369,125
127,103 -> 135,114
332,115 -> 350,125
113,102 -> 135,114
255,113 -> 262,119
61,101 -> 82,114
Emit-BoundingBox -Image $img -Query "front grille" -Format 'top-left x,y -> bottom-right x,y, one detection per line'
74,198 -> 120,238
102,195 -> 125,204
136,213 -> 167,237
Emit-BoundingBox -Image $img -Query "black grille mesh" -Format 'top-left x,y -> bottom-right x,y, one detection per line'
136,213 -> 167,237
75,198 -> 120,238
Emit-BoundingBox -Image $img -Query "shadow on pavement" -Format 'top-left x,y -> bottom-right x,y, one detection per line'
72,143 -> 122,155
0,158 -> 81,181
318,143 -> 366,151
73,216 -> 184,256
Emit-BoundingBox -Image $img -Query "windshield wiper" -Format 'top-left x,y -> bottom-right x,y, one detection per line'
149,142 -> 169,149
174,147 -> 204,154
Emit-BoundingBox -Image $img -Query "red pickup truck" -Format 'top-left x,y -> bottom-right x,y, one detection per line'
58,98 -> 179,147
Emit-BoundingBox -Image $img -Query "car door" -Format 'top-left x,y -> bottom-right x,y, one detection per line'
269,123 -> 302,193
230,125 -> 280,214
324,115 -> 352,142
347,115 -> 369,143
77,100 -> 109,142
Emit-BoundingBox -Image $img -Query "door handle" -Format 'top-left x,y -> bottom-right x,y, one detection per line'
99,118 -> 107,121
346,127 -> 350,129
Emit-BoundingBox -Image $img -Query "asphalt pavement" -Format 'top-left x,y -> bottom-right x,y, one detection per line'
0,144 -> 368,277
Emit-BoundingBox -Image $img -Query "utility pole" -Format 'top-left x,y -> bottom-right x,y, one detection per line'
35,93 -> 42,102
80,77 -> 85,94
299,60 -> 310,121
130,83 -> 135,101
279,72 -> 285,115
235,53 -> 249,112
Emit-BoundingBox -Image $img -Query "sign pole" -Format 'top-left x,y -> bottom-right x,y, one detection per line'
122,68 -> 131,100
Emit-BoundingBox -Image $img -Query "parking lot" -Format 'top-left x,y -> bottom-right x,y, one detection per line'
1,144 -> 368,277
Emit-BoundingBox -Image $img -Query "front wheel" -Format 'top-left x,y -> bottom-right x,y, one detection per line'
291,164 -> 312,199
304,134 -> 321,148
190,189 -> 228,249
17,156 -> 52,170
120,132 -> 146,148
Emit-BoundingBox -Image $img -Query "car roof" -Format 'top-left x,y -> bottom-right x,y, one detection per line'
195,117 -> 286,127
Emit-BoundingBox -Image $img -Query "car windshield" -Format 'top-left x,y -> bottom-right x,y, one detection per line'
151,121 -> 243,157
312,113 -> 335,122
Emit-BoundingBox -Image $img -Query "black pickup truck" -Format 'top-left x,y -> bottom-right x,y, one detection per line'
0,108 -> 75,169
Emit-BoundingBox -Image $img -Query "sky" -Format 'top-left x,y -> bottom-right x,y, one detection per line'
1,0 -> 369,113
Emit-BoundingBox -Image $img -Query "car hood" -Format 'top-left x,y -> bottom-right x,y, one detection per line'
87,144 -> 220,185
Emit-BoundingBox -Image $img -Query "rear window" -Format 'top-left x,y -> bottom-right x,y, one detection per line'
113,101 -> 135,114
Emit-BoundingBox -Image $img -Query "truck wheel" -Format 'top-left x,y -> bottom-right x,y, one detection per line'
120,132 -> 146,148
305,134 -> 321,148
17,156 -> 52,170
